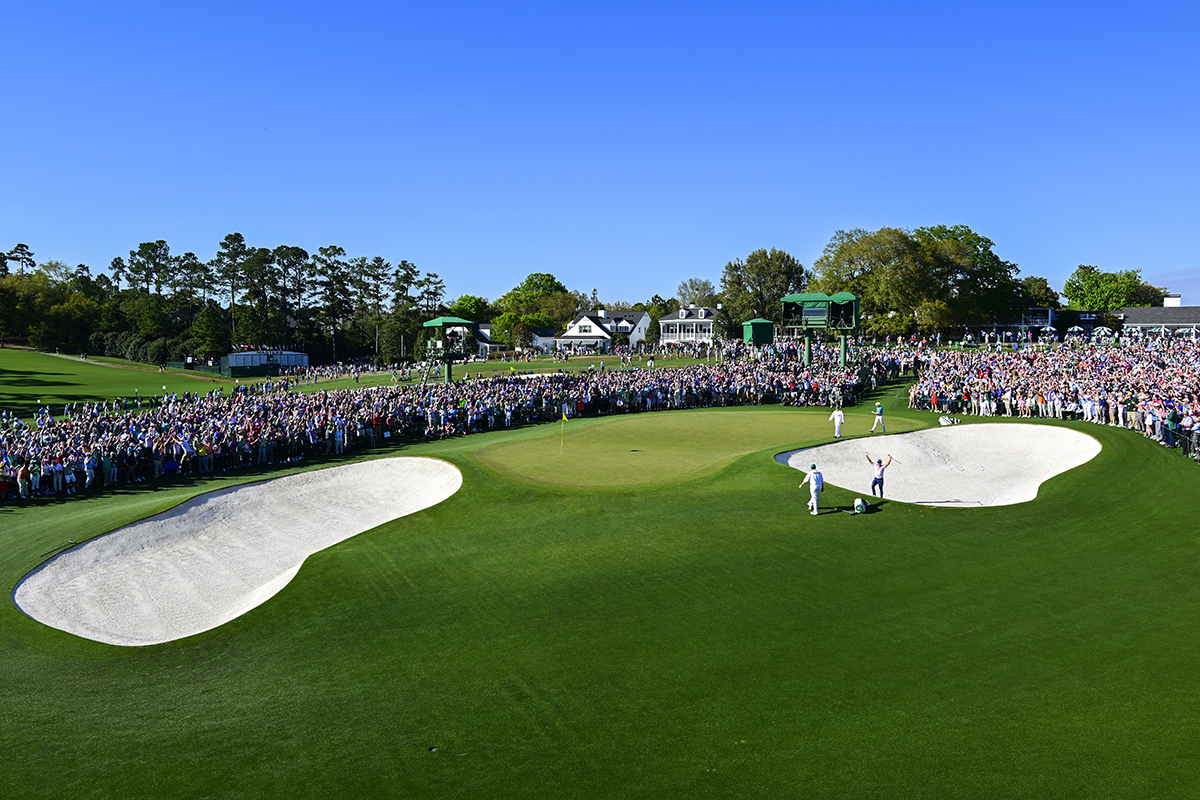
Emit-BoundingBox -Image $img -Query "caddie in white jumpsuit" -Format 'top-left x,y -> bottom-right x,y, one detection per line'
829,406 -> 844,438
799,463 -> 824,516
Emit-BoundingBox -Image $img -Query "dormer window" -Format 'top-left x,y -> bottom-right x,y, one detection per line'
698,309 -> 707,318
679,310 -> 687,319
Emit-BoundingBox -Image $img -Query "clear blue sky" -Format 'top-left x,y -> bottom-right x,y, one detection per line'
6,1 -> 1198,305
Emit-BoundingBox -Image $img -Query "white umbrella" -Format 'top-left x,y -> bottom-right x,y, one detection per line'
1041,326 -> 1057,333
1067,325 -> 1085,334
1093,325 -> 1113,335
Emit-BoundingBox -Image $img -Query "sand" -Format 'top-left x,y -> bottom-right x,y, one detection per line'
13,457 -> 462,646
776,423 -> 1101,507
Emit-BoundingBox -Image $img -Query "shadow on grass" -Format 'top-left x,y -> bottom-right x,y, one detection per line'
819,500 -> 889,516
0,366 -> 73,389
0,367 -> 70,377
0,378 -> 75,389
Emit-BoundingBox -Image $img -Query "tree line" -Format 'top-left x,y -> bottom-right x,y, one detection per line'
0,238 -> 678,363
714,226 -> 1166,337
0,226 -> 1169,363
1,235 -> 447,364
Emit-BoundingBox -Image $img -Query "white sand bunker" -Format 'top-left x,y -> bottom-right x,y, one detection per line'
777,423 -> 1100,507
14,457 -> 462,646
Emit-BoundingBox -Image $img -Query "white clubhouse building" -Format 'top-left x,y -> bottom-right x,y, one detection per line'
556,309 -> 651,350
658,305 -> 721,344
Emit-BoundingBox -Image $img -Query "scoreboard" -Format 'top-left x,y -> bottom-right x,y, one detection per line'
781,292 -> 859,331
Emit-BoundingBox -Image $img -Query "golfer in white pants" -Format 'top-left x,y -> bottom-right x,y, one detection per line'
829,406 -> 844,438
799,463 -> 824,516
870,402 -> 885,433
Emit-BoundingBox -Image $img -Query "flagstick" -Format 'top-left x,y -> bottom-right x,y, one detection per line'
560,413 -> 565,454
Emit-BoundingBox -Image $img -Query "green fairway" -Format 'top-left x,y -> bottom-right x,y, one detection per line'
2,360 -> 1199,798
0,347 -> 235,419
0,348 -> 717,419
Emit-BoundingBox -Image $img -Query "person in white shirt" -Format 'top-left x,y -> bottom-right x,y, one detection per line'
828,406 -> 844,438
799,463 -> 824,516
1180,409 -> 1196,457
865,452 -> 893,498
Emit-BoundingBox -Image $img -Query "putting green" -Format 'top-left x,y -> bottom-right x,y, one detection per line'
470,405 -> 918,487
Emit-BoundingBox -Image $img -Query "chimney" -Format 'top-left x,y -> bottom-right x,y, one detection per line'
598,309 -> 607,318
1165,294 -> 1182,307
689,303 -> 696,308
716,303 -> 723,310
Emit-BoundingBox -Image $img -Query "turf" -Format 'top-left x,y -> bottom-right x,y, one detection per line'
471,406 -> 918,488
0,347 -> 237,420
0,347 -> 716,419
2,351 -> 1200,798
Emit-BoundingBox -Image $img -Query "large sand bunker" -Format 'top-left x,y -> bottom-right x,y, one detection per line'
777,423 -> 1100,507
14,457 -> 462,646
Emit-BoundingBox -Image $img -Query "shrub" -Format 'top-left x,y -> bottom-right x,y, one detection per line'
115,331 -> 146,362
144,338 -> 172,366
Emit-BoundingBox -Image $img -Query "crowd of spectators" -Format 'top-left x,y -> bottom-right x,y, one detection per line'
0,343 -> 873,502
284,356 -> 411,386
907,338 -> 1200,455
3,334 -> 1195,503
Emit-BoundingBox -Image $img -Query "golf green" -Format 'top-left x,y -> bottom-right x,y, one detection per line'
470,406 -> 919,488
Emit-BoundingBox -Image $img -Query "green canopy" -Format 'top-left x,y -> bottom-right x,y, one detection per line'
422,317 -> 479,383
779,292 -> 857,303
423,316 -> 476,328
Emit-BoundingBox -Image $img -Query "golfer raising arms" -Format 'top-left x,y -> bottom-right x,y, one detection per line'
865,452 -> 892,498
799,463 -> 824,516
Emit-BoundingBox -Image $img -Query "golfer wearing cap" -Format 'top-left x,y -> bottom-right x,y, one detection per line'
865,452 -> 892,498
799,463 -> 824,516
870,401 -> 885,433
